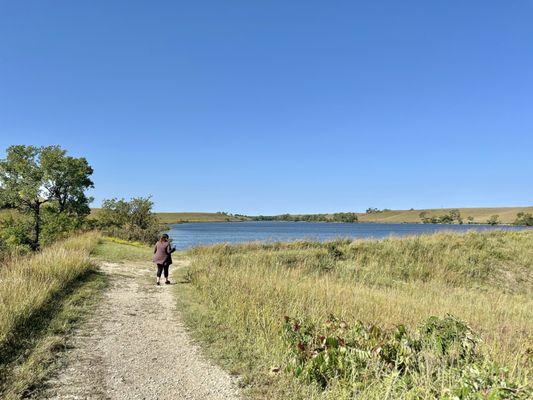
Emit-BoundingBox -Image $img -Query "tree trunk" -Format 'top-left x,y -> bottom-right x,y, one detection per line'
32,203 -> 41,251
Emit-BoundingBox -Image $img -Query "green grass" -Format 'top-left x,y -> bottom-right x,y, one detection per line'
176,230 -> 533,399
0,232 -> 106,399
91,236 -> 153,262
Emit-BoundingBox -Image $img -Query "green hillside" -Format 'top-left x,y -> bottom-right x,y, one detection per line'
156,212 -> 249,224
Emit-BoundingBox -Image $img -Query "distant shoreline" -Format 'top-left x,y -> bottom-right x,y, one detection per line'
154,206 -> 533,226
166,220 -> 528,227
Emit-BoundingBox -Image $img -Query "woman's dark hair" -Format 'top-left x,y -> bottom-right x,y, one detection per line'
160,233 -> 169,241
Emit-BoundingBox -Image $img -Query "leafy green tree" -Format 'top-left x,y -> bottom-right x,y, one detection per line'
98,196 -> 160,243
486,215 -> 500,226
466,216 -> 474,224
513,212 -> 533,226
0,145 -> 93,249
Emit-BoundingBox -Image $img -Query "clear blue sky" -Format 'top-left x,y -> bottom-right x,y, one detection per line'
1,1 -> 532,214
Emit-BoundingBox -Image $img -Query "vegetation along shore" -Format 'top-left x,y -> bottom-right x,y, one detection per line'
177,229 -> 532,399
89,206 -> 533,225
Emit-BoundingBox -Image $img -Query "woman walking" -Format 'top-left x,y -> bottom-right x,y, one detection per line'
153,233 -> 175,285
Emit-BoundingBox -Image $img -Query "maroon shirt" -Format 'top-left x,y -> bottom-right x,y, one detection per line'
153,240 -> 173,265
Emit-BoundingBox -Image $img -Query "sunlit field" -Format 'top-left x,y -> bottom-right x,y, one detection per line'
178,230 -> 532,399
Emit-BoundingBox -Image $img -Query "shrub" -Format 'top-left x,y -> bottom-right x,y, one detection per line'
487,215 -> 500,226
283,315 -> 528,398
97,197 -> 160,243
0,215 -> 33,257
514,212 -> 533,226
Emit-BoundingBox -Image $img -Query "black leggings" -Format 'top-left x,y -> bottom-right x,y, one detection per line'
156,263 -> 169,278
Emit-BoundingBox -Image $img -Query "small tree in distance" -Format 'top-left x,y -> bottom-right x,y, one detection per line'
487,215 -> 500,226
513,212 -> 533,226
449,209 -> 462,224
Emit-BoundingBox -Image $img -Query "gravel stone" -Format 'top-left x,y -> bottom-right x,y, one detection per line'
38,261 -> 241,400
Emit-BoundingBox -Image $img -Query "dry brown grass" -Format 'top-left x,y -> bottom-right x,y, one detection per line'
0,232 -> 103,398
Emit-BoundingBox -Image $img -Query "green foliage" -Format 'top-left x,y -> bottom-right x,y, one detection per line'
97,197 -> 160,243
0,145 -> 93,250
283,315 -> 528,398
420,209 -> 464,224
449,209 -> 463,224
514,212 -> 533,226
253,212 -> 358,223
487,215 -> 500,226
0,215 -> 33,257
40,207 -> 85,246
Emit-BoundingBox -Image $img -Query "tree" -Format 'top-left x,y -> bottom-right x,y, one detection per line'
513,212 -> 533,226
419,211 -> 430,223
98,196 -> 160,243
487,215 -> 500,226
467,216 -> 474,224
0,145 -> 93,249
449,209 -> 462,224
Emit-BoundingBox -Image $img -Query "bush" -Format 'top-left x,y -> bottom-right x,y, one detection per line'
487,215 -> 500,226
0,215 -> 33,257
283,315 -> 528,398
97,197 -> 160,243
40,207 -> 87,247
514,212 -> 533,226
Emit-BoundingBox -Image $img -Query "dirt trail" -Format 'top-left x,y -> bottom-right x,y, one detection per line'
38,259 -> 240,400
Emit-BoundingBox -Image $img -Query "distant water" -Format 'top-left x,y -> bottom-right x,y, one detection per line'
166,221 -> 530,250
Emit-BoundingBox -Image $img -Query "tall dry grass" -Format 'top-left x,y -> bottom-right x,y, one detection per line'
0,231 -> 101,353
182,230 -> 533,399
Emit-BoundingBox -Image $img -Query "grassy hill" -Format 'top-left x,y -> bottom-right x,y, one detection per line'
156,212 -> 249,224
249,206 -> 533,224
355,206 -> 533,224
87,206 -> 533,225
155,206 -> 532,225
9,206 -> 533,225
88,209 -> 249,224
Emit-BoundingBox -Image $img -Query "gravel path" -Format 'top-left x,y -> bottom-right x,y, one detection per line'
38,260 -> 241,400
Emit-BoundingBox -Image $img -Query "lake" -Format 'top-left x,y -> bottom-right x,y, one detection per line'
166,221 -> 530,250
